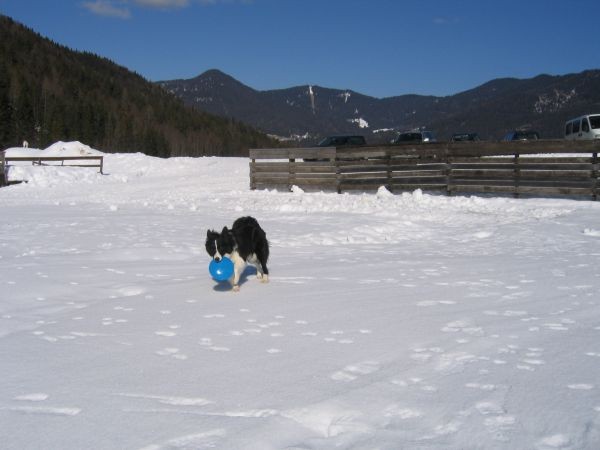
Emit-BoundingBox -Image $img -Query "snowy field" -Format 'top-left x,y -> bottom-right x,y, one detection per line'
1,142 -> 600,450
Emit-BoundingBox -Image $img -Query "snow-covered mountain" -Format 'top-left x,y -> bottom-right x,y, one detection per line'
159,69 -> 600,143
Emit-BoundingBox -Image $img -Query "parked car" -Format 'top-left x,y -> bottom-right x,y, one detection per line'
502,130 -> 540,141
304,135 -> 367,162
451,132 -> 480,142
564,114 -> 600,140
317,135 -> 367,147
393,130 -> 436,144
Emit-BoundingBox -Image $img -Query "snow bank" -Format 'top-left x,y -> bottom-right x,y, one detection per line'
4,140 -> 102,157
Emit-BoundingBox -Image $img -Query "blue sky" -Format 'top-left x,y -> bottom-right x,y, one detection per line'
1,0 -> 599,98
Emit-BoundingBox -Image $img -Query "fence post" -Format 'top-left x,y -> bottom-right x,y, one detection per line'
335,148 -> 342,194
249,156 -> 256,190
593,152 -> 598,201
0,151 -> 5,187
288,155 -> 295,191
514,153 -> 520,198
385,148 -> 392,193
445,144 -> 452,196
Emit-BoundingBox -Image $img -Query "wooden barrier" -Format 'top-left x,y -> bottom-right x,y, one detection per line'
249,140 -> 600,200
1,155 -> 104,186
0,151 -> 5,187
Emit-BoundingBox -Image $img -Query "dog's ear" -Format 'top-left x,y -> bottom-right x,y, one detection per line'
221,226 -> 228,235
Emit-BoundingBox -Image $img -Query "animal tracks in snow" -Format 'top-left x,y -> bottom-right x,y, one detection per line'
115,393 -> 214,407
155,330 -> 177,337
281,403 -> 371,438
155,347 -> 188,360
416,299 -> 457,307
582,228 -> 600,237
330,361 -> 380,381
3,405 -> 82,416
3,393 -> 81,416
199,337 -> 230,352
219,312 -> 373,355
441,320 -> 485,337
14,393 -> 49,401
203,313 -> 225,319
11,260 -> 596,450
566,383 -> 594,390
383,404 -> 423,420
536,434 -> 572,449
138,429 -> 226,450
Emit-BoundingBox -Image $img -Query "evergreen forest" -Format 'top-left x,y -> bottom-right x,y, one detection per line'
0,15 -> 277,157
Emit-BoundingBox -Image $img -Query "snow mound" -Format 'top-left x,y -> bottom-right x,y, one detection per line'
43,141 -> 103,156
4,140 -> 103,157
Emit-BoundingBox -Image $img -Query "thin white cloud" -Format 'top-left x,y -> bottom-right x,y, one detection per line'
81,0 -> 251,19
433,16 -> 459,25
194,0 -> 255,4
81,0 -> 131,19
194,0 -> 255,5
132,0 -> 252,7
133,0 -> 190,8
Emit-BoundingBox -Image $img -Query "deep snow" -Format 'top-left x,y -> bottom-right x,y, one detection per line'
1,142 -> 600,449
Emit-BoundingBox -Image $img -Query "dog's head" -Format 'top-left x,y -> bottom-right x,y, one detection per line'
205,227 -> 236,261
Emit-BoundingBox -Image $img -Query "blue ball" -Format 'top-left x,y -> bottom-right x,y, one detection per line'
209,257 -> 234,281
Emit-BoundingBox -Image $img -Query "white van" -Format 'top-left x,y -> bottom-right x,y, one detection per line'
564,114 -> 600,140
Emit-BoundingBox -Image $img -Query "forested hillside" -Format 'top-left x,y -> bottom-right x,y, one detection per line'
0,15 -> 276,157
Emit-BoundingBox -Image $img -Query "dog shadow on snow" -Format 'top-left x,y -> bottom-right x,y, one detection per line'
211,266 -> 258,292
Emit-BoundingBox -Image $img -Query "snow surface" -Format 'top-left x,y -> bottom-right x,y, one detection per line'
2,142 -> 600,449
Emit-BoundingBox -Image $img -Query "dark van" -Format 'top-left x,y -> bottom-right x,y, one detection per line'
317,135 -> 367,147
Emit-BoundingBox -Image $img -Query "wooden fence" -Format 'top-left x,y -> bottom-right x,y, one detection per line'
249,140 -> 600,199
0,151 -> 5,186
1,153 -> 104,186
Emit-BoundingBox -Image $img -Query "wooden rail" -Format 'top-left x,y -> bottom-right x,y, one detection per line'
1,155 -> 104,186
249,140 -> 600,200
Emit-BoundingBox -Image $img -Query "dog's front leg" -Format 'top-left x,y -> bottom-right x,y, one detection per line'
230,255 -> 245,292
229,267 -> 241,292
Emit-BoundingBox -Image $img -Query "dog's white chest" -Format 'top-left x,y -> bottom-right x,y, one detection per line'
230,250 -> 247,267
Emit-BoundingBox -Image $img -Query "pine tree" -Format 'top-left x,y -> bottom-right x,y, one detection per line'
0,58 -> 13,147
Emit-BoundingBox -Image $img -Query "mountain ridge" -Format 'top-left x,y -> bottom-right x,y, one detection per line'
160,68 -> 600,143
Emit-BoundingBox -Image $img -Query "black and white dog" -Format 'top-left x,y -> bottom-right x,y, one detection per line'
205,216 -> 269,291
